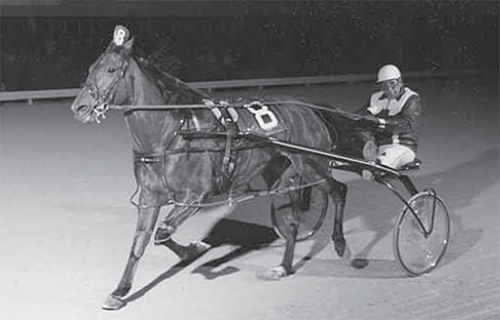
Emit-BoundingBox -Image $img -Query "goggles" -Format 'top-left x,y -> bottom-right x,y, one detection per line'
377,79 -> 401,91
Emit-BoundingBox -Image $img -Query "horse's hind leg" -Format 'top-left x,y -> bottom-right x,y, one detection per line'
279,189 -> 300,274
296,159 -> 349,258
103,206 -> 160,310
327,178 -> 349,257
260,172 -> 301,280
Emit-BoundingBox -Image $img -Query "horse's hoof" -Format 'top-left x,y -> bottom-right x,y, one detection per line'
182,241 -> 211,261
154,226 -> 173,245
333,237 -> 346,257
257,266 -> 288,281
333,237 -> 352,260
102,295 -> 127,311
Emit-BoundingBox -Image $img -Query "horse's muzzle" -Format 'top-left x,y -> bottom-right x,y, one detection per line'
76,104 -> 91,115
72,104 -> 94,123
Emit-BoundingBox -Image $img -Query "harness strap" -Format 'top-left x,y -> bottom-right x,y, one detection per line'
203,99 -> 240,189
218,107 -> 238,189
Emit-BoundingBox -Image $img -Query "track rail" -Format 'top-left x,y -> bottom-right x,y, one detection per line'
0,69 -> 480,104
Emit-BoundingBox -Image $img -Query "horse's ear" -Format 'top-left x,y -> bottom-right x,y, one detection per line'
112,25 -> 131,46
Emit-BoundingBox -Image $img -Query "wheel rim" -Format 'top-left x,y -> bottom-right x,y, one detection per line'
394,192 -> 450,276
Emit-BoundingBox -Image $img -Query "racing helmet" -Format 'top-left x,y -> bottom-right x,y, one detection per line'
376,64 -> 402,83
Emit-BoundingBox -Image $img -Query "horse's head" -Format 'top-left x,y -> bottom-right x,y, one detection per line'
71,25 -> 136,123
71,25 -> 206,124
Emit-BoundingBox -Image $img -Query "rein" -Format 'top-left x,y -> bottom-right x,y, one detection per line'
104,100 -> 362,122
129,177 -> 327,209
107,100 -> 339,112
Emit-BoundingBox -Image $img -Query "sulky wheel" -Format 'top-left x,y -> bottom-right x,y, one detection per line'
271,185 -> 328,242
393,190 -> 450,276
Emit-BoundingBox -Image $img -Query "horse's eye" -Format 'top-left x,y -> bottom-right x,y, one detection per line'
108,67 -> 117,73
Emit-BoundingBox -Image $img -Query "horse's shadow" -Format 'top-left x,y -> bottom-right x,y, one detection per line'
125,149 -> 498,302
192,218 -> 280,279
124,218 -> 278,304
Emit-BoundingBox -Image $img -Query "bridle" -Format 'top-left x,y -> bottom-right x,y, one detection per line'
81,48 -> 130,123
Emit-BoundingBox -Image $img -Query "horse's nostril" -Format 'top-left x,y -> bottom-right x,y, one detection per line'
76,105 -> 90,114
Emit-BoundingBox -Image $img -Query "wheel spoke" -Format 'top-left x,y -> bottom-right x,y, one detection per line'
271,186 -> 328,242
394,192 -> 450,276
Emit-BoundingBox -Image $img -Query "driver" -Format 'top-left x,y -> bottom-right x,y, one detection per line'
357,64 -> 422,179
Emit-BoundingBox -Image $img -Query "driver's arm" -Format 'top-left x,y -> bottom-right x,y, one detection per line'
379,95 -> 421,134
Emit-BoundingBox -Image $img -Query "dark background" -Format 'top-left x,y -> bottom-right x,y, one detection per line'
1,0 -> 498,90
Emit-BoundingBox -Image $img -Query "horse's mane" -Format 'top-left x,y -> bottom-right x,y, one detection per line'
107,43 -> 189,104
136,55 -> 207,105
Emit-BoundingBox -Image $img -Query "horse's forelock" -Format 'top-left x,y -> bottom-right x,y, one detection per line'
110,45 -> 132,61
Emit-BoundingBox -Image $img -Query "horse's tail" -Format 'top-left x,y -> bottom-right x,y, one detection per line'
313,108 -> 340,149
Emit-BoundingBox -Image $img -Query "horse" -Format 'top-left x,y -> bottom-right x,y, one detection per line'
70,26 -> 349,310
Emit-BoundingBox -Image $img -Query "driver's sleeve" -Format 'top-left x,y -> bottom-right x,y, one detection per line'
380,95 -> 422,134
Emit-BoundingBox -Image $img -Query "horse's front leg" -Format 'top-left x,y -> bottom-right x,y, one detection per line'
154,205 -> 211,261
103,206 -> 160,310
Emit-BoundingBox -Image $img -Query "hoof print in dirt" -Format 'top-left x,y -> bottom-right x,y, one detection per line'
351,258 -> 369,269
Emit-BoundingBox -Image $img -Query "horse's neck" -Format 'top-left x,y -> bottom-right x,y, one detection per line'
124,60 -> 164,106
123,61 -> 208,154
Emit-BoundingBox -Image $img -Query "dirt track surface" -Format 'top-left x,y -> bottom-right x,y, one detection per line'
1,77 -> 499,320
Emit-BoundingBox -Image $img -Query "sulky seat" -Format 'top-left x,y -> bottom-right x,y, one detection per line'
398,158 -> 422,172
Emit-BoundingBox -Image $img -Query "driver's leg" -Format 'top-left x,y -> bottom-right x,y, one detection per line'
361,144 -> 415,180
377,144 -> 415,169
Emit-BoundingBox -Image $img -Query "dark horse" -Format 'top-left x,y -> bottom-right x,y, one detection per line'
70,26 -> 349,310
